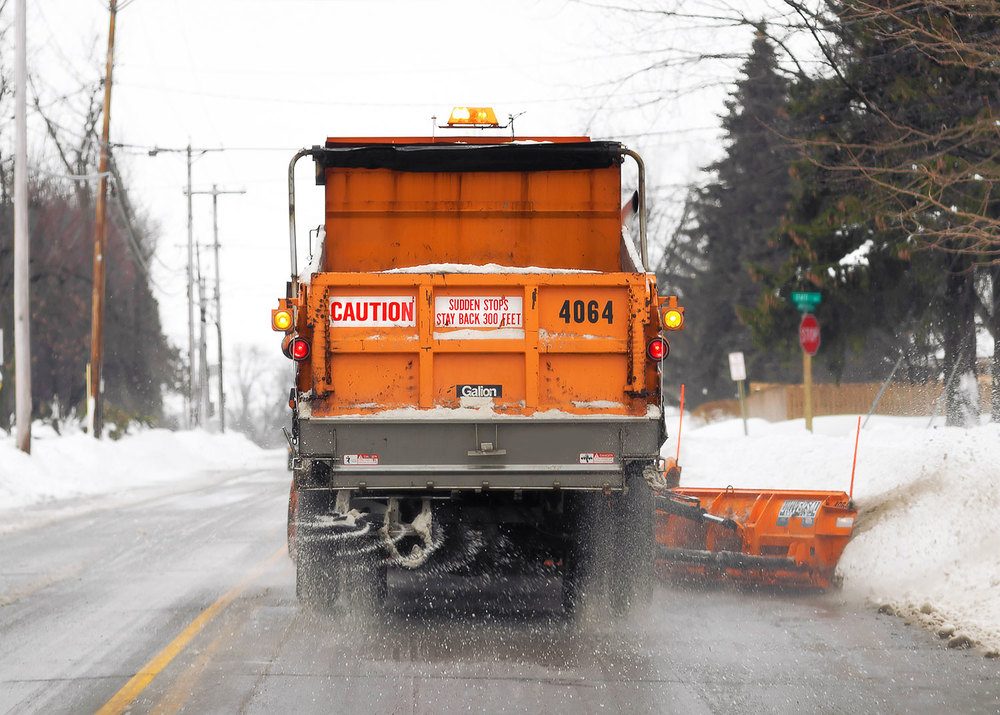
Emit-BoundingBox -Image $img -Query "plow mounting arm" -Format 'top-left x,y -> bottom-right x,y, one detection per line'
655,493 -> 738,531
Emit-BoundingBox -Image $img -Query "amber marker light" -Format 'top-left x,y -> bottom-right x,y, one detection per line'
662,308 -> 684,330
272,309 -> 293,331
660,295 -> 685,331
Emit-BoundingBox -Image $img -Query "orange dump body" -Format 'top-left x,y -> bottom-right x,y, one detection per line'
655,487 -> 857,590
322,140 -> 622,273
292,137 -> 664,418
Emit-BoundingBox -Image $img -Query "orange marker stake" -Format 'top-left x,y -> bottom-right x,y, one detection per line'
849,415 -> 861,500
676,383 -> 686,463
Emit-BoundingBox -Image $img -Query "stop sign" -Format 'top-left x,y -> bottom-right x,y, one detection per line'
799,313 -> 821,356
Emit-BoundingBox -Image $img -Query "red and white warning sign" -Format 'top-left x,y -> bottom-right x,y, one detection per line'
343,454 -> 379,466
435,296 -> 523,328
329,296 -> 415,327
579,452 -> 615,465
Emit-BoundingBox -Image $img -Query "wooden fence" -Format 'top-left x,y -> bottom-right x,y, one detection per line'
692,379 -> 993,423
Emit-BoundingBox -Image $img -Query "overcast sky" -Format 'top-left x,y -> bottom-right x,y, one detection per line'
19,0 -> 781,374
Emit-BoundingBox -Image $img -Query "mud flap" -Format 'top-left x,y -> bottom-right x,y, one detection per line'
610,464 -> 655,614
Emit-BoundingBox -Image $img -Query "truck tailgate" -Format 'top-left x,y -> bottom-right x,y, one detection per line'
304,272 -> 657,417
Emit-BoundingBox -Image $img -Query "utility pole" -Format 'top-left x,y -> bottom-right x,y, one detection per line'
13,0 -> 31,453
190,185 -> 245,432
197,261 -> 210,429
88,0 -> 117,438
185,145 -> 195,428
142,143 -> 224,429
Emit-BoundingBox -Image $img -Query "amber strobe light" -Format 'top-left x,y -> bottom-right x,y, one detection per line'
647,337 -> 669,360
447,106 -> 500,127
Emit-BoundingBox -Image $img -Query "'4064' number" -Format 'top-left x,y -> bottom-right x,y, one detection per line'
558,299 -> 613,324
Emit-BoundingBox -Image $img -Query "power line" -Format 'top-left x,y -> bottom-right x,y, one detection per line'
112,80 -> 671,109
111,141 -> 296,153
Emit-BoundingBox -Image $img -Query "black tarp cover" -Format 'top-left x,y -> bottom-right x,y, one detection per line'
313,141 -> 623,178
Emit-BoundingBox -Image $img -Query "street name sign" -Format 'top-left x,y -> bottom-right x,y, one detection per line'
791,291 -> 822,313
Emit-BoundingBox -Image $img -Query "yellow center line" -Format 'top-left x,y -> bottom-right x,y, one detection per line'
96,544 -> 287,715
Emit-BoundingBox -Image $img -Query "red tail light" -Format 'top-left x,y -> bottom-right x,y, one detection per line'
290,338 -> 310,361
647,337 -> 668,361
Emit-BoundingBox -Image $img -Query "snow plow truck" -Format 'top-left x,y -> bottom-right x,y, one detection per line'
277,108 -> 686,614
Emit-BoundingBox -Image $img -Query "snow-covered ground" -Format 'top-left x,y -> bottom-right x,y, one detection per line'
0,426 -> 266,516
668,414 -> 1000,652
3,415 -> 998,652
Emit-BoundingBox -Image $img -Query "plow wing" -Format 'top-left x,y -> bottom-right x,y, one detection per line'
654,487 -> 857,590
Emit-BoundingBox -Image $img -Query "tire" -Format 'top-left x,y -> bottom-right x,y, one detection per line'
610,464 -> 655,615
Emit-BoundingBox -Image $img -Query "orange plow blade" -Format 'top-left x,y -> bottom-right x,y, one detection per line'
654,488 -> 857,590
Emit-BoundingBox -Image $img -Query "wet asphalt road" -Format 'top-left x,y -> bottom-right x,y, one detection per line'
1,454 -> 997,714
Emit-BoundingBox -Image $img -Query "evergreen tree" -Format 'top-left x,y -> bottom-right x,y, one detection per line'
745,1 -> 996,424
661,26 -> 794,403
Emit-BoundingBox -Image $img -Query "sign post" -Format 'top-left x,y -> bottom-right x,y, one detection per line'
798,312 -> 821,432
791,292 -> 822,432
728,351 -> 748,436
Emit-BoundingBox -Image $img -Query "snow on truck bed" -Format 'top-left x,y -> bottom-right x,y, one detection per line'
318,401 -> 662,420
669,414 -> 1000,652
381,263 -> 599,274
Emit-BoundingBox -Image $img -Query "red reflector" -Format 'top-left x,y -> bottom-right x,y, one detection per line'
290,338 -> 310,361
647,337 -> 668,360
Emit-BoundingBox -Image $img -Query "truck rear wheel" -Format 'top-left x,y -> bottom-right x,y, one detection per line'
609,464 -> 655,615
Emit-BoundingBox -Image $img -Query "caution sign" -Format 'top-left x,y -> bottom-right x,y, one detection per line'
435,296 -> 523,328
329,296 -> 415,327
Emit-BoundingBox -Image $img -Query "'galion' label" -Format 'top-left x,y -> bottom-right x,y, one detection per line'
457,384 -> 502,398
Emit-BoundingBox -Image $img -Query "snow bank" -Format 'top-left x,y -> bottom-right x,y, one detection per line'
0,428 -> 265,512
667,414 -> 1000,651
